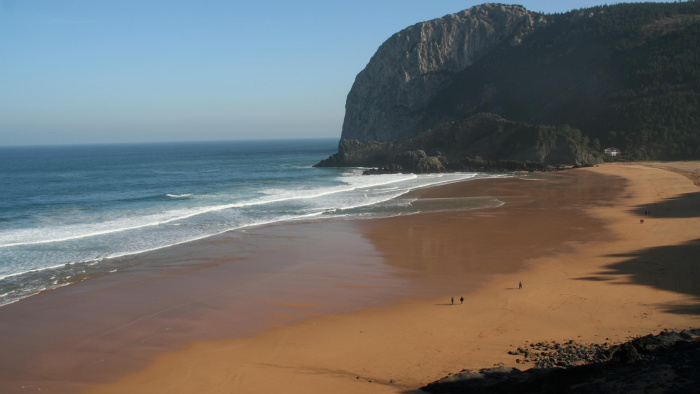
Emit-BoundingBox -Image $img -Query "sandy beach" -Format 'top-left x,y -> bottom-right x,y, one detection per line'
1,163 -> 698,393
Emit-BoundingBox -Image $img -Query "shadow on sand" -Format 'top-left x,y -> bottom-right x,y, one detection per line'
633,191 -> 700,219
577,239 -> 700,315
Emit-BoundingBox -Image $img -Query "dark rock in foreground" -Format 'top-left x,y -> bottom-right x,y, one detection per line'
422,329 -> 700,393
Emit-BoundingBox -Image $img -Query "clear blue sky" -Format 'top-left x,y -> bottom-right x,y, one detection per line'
0,0 -> 679,145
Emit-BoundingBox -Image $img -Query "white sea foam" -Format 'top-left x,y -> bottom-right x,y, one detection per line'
1,140 -> 522,309
0,258 -> 99,281
0,172 -> 494,250
0,171 -> 507,290
0,173 -> 502,306
0,209 -> 206,248
102,210 -> 327,261
0,282 -> 70,307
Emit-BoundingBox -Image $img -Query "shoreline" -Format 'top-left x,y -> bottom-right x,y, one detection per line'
86,163 -> 699,393
0,163 -> 698,393
0,171 -> 489,309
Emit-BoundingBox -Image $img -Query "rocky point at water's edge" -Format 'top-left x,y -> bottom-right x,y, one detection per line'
315,113 -> 601,173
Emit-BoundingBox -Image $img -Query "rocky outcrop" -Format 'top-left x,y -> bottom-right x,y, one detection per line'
423,329 -> 700,393
341,3 -> 547,142
316,113 -> 602,172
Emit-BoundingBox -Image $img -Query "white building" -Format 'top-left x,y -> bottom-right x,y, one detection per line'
604,147 -> 621,157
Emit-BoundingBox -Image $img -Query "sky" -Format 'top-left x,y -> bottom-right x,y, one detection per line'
0,0 -> 680,146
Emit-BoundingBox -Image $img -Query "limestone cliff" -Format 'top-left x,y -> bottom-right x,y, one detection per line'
328,1 -> 700,168
341,3 -> 546,142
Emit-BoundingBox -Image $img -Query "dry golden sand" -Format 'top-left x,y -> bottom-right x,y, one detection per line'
85,163 -> 700,394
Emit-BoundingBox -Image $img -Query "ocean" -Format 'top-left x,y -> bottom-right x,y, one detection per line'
0,139 -> 505,307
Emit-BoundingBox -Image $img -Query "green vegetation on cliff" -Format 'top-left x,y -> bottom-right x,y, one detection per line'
422,1 -> 700,160
315,114 -> 601,172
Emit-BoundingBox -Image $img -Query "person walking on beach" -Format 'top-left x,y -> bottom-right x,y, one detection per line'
460,296 -> 464,304
451,297 -> 455,305
519,281 -> 523,289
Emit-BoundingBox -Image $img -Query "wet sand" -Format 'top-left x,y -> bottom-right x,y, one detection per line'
0,217 -> 412,393
1,163 -> 698,393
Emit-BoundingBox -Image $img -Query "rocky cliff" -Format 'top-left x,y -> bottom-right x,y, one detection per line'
343,1 -> 700,160
316,114 -> 601,172
341,3 -> 547,142
335,1 -> 700,162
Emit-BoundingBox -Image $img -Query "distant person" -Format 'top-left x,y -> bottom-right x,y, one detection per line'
519,281 -> 523,289
451,297 -> 455,305
460,296 -> 464,304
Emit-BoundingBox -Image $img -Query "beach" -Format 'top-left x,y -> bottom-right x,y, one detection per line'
1,163 -> 698,393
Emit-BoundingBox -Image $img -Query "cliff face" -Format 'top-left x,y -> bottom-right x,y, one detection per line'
338,2 -> 700,161
341,3 -> 546,142
317,114 -> 601,172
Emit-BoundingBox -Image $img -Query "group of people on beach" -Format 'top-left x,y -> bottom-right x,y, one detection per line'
451,281 -> 522,305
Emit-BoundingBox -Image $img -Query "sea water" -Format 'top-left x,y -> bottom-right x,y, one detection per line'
0,139 -> 505,306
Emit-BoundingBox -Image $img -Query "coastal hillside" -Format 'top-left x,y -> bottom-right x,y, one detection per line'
339,1 -> 700,162
317,113 -> 601,172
